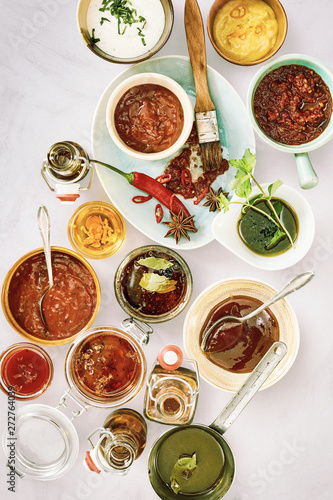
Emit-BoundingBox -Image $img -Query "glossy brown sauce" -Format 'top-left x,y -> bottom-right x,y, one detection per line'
200,295 -> 279,373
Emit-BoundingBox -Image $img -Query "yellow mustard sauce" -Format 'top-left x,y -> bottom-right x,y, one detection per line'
213,0 -> 279,63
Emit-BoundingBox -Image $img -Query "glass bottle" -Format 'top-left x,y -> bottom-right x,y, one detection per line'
41,141 -> 93,203
144,345 -> 200,426
85,408 -> 147,474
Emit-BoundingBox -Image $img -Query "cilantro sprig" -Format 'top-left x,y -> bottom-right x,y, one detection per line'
218,149 -> 294,248
94,0 -> 147,46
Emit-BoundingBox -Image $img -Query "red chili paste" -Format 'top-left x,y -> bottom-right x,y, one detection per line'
1,347 -> 50,395
114,84 -> 184,153
8,251 -> 97,341
253,64 -> 332,145
73,333 -> 141,397
163,124 -> 229,199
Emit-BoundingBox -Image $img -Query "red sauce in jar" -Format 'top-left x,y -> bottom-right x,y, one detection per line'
73,333 -> 142,397
201,295 -> 279,373
7,251 -> 97,341
253,64 -> 332,145
1,347 -> 50,396
114,84 -> 184,153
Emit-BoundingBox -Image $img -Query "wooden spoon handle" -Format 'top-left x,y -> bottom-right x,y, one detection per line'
185,0 -> 215,113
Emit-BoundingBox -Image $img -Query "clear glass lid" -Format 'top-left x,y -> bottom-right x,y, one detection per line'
2,404 -> 79,480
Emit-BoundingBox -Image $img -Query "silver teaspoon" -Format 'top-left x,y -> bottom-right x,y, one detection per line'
201,271 -> 315,353
37,205 -> 53,327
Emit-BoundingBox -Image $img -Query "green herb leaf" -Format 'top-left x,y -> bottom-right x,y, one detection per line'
229,148 -> 256,174
139,273 -> 177,294
137,257 -> 172,270
267,179 -> 283,200
266,228 -> 286,250
96,0 -> 147,43
170,478 -> 181,494
177,454 -> 197,468
91,28 -> 100,43
229,172 -> 252,199
273,200 -> 283,217
218,192 -> 230,213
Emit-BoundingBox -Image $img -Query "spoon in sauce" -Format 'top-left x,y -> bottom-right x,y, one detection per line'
201,271 -> 314,353
37,205 -> 53,327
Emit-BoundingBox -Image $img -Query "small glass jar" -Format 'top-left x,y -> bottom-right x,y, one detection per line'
85,409 -> 147,474
67,201 -> 126,259
64,326 -> 147,409
144,345 -> 200,426
0,343 -> 53,400
114,245 -> 193,324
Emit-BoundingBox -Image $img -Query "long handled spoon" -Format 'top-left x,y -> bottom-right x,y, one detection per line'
37,205 -> 53,326
201,271 -> 315,353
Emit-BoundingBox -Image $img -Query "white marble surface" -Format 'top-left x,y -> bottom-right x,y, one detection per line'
1,1 -> 333,499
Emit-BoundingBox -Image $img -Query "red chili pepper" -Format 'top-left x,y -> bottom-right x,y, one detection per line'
181,169 -> 192,188
155,204 -> 163,223
194,187 -> 209,205
155,173 -> 172,184
90,160 -> 194,222
132,195 -> 153,203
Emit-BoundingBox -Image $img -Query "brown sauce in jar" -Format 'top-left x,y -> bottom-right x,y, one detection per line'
114,84 -> 184,153
200,295 -> 279,373
119,249 -> 188,317
73,333 -> 142,397
253,64 -> 332,145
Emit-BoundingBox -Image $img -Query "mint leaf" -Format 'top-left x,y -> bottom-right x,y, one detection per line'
229,148 -> 256,174
267,179 -> 283,200
266,228 -> 286,249
218,192 -> 230,212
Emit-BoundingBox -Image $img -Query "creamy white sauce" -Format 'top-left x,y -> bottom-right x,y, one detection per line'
87,0 -> 165,58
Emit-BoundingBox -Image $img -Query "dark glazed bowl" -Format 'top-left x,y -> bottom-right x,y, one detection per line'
77,0 -> 174,64
207,0 -> 287,66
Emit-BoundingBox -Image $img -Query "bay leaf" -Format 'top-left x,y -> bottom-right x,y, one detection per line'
139,273 -> 177,294
137,257 -> 172,270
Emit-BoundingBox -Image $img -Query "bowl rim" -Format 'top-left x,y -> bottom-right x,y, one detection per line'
247,53 -> 333,151
211,182 -> 315,270
183,277 -> 300,392
207,0 -> 288,66
1,246 -> 101,346
67,200 -> 126,259
105,72 -> 194,161
76,0 -> 174,64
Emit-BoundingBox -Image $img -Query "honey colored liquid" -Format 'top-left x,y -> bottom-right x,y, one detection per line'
102,409 -> 147,460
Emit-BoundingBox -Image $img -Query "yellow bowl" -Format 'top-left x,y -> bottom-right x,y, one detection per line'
207,0 -> 287,66
67,201 -> 126,259
1,247 -> 100,346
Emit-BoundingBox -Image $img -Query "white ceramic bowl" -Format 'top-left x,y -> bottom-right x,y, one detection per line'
105,72 -> 194,161
211,183 -> 315,270
183,278 -> 300,392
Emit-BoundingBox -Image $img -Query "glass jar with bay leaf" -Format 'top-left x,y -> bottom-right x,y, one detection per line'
114,245 -> 193,323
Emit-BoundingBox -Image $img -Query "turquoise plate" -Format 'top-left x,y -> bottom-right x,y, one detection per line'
91,55 -> 255,250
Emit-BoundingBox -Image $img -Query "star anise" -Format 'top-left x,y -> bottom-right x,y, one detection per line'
163,210 -> 198,244
203,186 -> 228,212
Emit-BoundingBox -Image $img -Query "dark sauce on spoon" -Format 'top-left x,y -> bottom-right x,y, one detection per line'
201,295 -> 279,373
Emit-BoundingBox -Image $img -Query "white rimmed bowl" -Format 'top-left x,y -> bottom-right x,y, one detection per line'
247,54 -> 333,189
183,278 -> 300,392
105,72 -> 194,161
211,183 -> 315,271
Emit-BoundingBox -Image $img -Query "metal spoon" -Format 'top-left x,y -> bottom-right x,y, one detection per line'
201,271 -> 315,353
37,205 -> 53,327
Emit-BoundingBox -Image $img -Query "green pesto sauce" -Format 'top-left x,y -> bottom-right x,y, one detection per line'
157,427 -> 224,495
238,198 -> 298,256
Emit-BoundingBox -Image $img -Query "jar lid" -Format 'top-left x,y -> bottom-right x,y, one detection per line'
2,404 -> 79,480
157,345 -> 183,371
